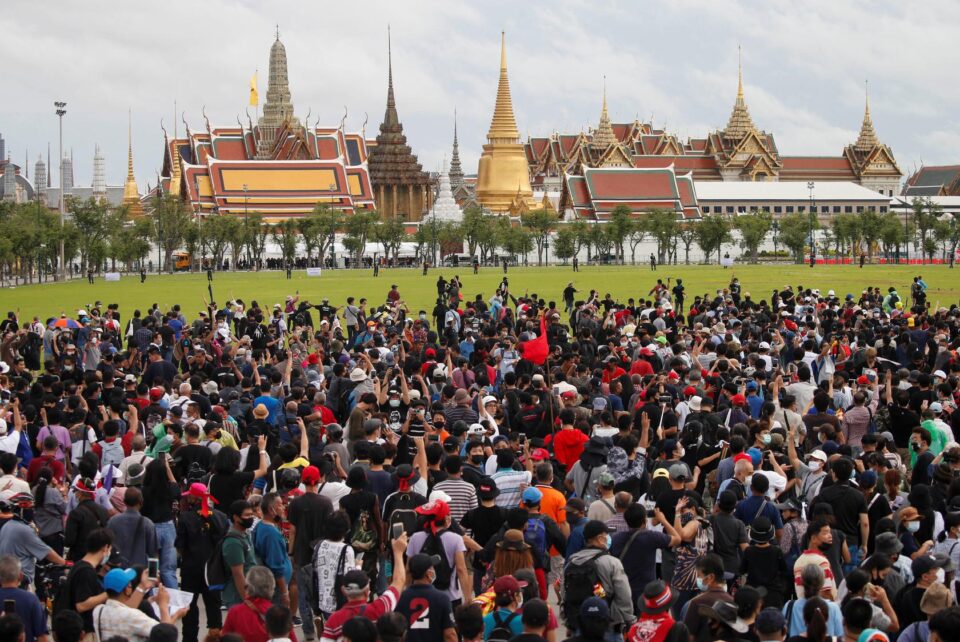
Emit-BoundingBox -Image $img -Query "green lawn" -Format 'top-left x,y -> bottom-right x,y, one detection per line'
4,264 -> 958,321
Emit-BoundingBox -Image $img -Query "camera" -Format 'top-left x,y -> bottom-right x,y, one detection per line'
658,394 -> 672,405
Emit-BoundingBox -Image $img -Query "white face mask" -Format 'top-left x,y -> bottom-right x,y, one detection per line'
744,474 -> 753,487
677,447 -> 685,459
936,568 -> 946,584
808,461 -> 822,472
389,399 -> 400,408
906,521 -> 920,533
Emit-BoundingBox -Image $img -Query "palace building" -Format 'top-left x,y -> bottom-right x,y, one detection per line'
160,33 -> 375,220
527,61 -> 902,199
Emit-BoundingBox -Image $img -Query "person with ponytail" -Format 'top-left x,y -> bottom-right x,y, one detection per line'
785,597 -> 832,642
933,512 -> 960,571
32,466 -> 66,554
783,564 -> 844,638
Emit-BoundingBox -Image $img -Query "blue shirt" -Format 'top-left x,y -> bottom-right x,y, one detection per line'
460,339 -> 475,360
747,395 -> 764,419
252,521 -> 292,584
253,395 -> 283,426
565,517 -> 587,559
734,494 -> 784,529
784,597 -> 843,637
0,587 -> 47,642
483,608 -> 524,640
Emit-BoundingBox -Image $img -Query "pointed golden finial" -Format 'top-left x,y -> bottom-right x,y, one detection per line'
855,78 -> 879,152
724,45 -> 756,141
865,79 -> 870,115
126,109 -> 135,182
737,44 -> 744,98
593,75 -> 616,149
485,31 -> 520,143
500,31 -> 507,70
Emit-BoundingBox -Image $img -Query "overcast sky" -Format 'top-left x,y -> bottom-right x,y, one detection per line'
3,0 -> 958,191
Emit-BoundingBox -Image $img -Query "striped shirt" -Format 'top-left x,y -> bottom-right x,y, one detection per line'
491,469 -> 532,509
432,478 -> 478,524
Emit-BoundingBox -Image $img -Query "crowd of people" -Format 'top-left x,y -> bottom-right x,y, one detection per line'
0,271 -> 959,642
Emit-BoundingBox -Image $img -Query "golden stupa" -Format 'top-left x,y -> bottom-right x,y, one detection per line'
475,32 -> 536,214
123,111 -> 144,216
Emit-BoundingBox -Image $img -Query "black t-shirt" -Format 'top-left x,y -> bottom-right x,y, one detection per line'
287,492 -> 333,566
65,560 -> 103,632
396,583 -> 456,642
810,482 -> 867,545
888,404 -> 921,448
461,504 -> 507,567
610,528 -> 672,598
655,488 -> 686,524
209,471 -> 256,509
175,444 -> 213,479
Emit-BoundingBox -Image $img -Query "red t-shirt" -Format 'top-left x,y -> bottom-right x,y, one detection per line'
223,597 -> 298,642
27,455 -> 65,484
322,587 -> 399,641
630,360 -> 654,377
553,428 -> 589,471
602,367 -> 626,383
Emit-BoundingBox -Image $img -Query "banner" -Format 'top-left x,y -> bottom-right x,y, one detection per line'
104,272 -> 121,282
306,267 -> 322,277
720,257 -> 734,267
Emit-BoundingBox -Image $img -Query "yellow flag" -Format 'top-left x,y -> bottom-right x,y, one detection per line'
249,71 -> 259,106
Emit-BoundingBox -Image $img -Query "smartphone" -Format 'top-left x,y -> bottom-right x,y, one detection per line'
392,523 -> 405,539
3,599 -> 14,615
147,558 -> 159,580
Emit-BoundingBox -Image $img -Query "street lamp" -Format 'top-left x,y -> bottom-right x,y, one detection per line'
242,184 -> 249,268
55,101 -> 66,280
807,181 -> 815,267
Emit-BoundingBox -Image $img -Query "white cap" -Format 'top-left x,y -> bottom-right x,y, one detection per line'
407,389 -> 421,401
758,341 -> 771,351
467,423 -> 486,435
827,290 -> 835,296
349,368 -> 367,382
77,309 -> 88,317
934,370 -> 947,380
482,395 -> 498,406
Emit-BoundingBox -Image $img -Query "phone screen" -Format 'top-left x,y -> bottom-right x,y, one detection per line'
392,523 -> 405,539
147,558 -> 159,579
3,599 -> 14,615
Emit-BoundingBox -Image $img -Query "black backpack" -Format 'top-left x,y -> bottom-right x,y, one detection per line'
385,492 -> 422,543
419,530 -> 455,590
488,610 -> 520,642
205,531 -> 245,591
562,549 -> 607,626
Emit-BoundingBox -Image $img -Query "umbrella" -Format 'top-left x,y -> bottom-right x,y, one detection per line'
53,318 -> 80,329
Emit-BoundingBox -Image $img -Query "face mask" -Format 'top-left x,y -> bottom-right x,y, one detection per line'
906,521 -> 920,533
239,517 -> 255,530
911,442 -> 920,451
936,568 -> 946,584
419,314 -> 427,320
605,534 -> 612,550
677,448 -> 685,459
215,431 -> 223,440
434,421 -> 445,429
696,577 -> 707,592
471,455 -> 484,465
818,541 -> 832,552
762,434 -> 772,445
389,399 -> 400,408
808,461 -> 822,472
744,474 -> 753,487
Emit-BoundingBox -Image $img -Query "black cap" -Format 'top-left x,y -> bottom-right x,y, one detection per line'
341,569 -> 370,591
477,477 -> 500,500
582,519 -> 613,541
408,553 -> 440,580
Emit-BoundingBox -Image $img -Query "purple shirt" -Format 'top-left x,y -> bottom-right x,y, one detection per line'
36,424 -> 72,462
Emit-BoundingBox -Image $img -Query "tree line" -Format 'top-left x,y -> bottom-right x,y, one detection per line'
0,195 -> 955,283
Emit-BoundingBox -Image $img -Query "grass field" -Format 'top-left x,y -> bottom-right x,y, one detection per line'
4,264 -> 959,322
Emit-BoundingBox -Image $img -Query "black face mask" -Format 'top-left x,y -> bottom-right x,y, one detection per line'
215,432 -> 223,440
818,541 -> 832,552
239,517 -> 255,530
471,455 -> 484,465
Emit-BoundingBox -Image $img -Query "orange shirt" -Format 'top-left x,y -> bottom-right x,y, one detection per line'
536,484 -> 568,556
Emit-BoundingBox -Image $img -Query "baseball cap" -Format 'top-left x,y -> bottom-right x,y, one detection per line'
530,448 -> 550,461
912,553 -> 950,578
341,569 -> 370,591
597,471 -> 616,487
103,568 -> 138,593
731,393 -> 747,406
467,423 -> 486,436
563,497 -> 586,514
477,478 -> 500,500
408,553 -> 440,580
582,520 -> 614,541
522,486 -> 544,505
669,462 -> 692,482
580,596 -> 609,620
493,575 -> 527,597
930,402 -> 944,414
301,465 -> 321,485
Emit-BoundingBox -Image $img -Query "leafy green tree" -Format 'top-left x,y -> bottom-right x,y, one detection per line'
778,212 -> 818,263
858,209 -> 883,262
735,211 -> 772,264
299,205 -> 342,265
694,215 -> 732,264
68,196 -> 113,273
520,209 -> 558,266
202,215 -> 235,270
911,197 -> 942,261
607,206 -> 633,264
460,206 -> 495,258
342,211 -> 379,265
552,225 -> 577,264
182,220 -> 201,271
627,214 -> 648,265
677,223 -> 697,265
415,217 -> 443,264
646,209 -> 677,263
878,212 -> 906,259
370,218 -> 407,263
150,195 -> 193,272
244,213 -> 270,268
587,223 -> 613,259
271,220 -> 300,266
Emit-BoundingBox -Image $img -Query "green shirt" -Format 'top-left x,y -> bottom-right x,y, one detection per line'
221,527 -> 256,607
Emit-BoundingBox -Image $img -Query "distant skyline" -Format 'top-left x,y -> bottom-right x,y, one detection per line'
2,0 -> 959,191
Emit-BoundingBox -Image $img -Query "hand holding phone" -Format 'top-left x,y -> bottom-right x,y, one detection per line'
147,557 -> 159,580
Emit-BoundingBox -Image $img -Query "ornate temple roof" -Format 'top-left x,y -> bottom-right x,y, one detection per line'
366,29 -> 430,188
592,81 -> 617,149
723,52 -> 758,142
854,89 -> 879,153
449,110 -> 464,189
561,166 -> 701,221
486,32 -> 520,144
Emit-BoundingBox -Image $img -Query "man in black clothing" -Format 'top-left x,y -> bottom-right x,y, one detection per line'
173,424 -> 213,481
809,457 -> 868,565
143,345 -> 177,386
910,427 -> 936,487
64,478 -> 109,562
176,486 -> 229,642
894,554 -> 950,628
460,479 -> 508,595
287,466 -> 333,641
58,528 -> 113,637
395,554 -> 457,642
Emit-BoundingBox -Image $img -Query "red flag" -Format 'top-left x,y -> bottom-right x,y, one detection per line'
520,317 -> 549,365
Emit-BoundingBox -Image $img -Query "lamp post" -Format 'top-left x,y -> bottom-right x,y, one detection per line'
242,184 -> 249,268
807,181 -> 815,267
55,101 -> 66,280
950,215 -> 957,268
772,219 -> 780,258
904,201 -> 910,264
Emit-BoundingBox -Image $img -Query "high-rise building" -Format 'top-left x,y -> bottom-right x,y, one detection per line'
34,155 -> 47,203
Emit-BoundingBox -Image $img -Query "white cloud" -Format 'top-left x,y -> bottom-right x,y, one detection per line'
1,0 -> 957,190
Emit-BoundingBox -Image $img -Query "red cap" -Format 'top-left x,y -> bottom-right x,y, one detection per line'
301,465 -> 321,485
149,387 -> 164,401
425,348 -> 437,358
683,386 -> 697,397
856,375 -> 870,385
733,453 -> 752,464
560,390 -> 576,400
639,347 -> 654,357
493,575 -> 528,597
667,371 -> 680,381
530,448 -> 550,461
784,319 -> 798,332
182,482 -> 218,502
731,393 -> 747,406
307,352 -> 320,365
415,499 -> 451,520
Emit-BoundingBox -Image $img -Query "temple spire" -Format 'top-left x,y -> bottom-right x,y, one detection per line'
723,45 -> 757,141
449,108 -> 464,189
855,79 -> 879,152
383,26 -> 399,127
592,76 -> 617,149
123,110 -> 139,202
258,28 -> 298,157
486,32 -> 520,143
